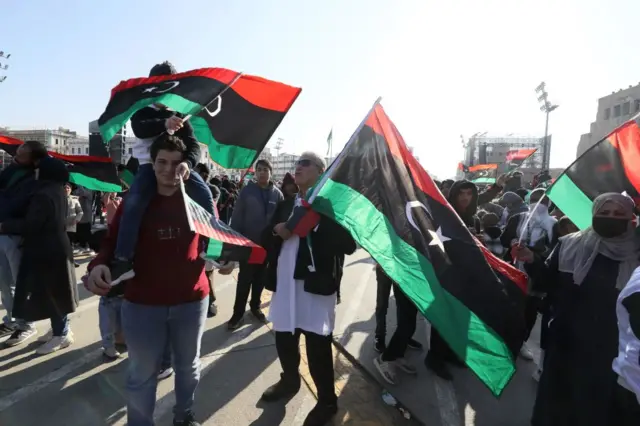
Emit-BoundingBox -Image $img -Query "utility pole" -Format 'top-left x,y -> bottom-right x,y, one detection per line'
275,137 -> 284,158
535,82 -> 559,170
0,50 -> 10,84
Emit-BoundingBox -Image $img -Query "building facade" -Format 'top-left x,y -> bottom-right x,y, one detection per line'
577,83 -> 640,157
0,126 -> 80,154
67,136 -> 89,156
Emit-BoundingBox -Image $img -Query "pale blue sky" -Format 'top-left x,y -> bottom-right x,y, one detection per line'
1,0 -> 638,178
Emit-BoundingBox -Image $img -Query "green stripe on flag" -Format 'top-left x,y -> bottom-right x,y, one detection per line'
312,179 -> 515,396
190,116 -> 257,169
205,238 -> 224,259
99,93 -> 205,143
121,170 -> 135,187
547,174 -> 593,230
472,177 -> 496,184
69,173 -> 122,193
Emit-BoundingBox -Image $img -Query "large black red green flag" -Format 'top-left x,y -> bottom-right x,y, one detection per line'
180,181 -> 265,264
306,101 -> 528,396
547,116 -> 640,230
0,135 -> 121,192
98,68 -> 301,170
506,148 -> 537,169
466,163 -> 498,184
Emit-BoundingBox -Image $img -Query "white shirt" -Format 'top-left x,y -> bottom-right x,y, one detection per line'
612,266 -> 640,403
268,198 -> 337,336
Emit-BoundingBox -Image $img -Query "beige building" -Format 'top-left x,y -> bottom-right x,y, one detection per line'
0,126 -> 79,154
577,83 -> 640,157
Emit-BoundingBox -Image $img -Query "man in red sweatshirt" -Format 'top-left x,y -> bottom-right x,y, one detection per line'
86,134 -> 208,426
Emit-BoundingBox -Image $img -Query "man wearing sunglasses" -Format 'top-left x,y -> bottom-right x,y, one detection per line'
226,159 -> 283,330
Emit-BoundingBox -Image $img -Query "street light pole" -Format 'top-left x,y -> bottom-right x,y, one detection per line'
535,82 -> 558,170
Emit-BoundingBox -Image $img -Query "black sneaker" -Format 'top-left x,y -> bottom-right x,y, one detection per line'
407,338 -> 423,350
374,336 -> 386,353
173,412 -> 200,426
109,259 -> 135,286
251,308 -> 267,323
4,328 -> 37,347
261,374 -> 301,402
303,401 -> 338,426
425,353 -> 453,381
0,323 -> 14,338
227,314 -> 244,330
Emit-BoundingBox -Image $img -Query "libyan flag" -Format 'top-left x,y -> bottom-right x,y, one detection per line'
0,135 -> 121,192
98,68 -> 301,170
547,116 -> 640,230
179,181 -> 265,264
466,163 -> 498,184
305,100 -> 528,396
506,148 -> 537,169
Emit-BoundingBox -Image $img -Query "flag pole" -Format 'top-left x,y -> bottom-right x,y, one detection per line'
308,96 -> 382,203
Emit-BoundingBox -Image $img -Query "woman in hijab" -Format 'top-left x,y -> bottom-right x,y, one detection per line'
0,157 -> 78,355
515,193 -> 640,426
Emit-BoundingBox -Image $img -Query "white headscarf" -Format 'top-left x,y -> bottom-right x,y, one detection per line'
558,193 -> 640,290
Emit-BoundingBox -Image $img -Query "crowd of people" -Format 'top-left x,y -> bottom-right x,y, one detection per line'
0,59 -> 639,426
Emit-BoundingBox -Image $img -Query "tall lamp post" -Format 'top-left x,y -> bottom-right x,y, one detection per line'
535,82 -> 558,170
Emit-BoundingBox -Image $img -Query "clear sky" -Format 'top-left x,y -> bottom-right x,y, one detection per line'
0,0 -> 638,179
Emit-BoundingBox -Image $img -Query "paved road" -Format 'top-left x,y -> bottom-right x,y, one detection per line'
0,249 -> 539,425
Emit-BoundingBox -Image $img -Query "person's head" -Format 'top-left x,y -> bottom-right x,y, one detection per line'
64,182 -> 72,196
591,193 -> 636,239
149,61 -> 177,77
499,191 -> 524,210
454,182 -> 475,210
281,172 -> 299,198
15,140 -> 48,167
195,163 -> 210,182
558,216 -> 579,236
255,159 -> 273,186
211,176 -> 222,187
150,134 -> 187,190
37,157 -> 69,184
441,179 -> 455,197
529,188 -> 549,206
294,152 -> 325,191
482,212 -> 499,229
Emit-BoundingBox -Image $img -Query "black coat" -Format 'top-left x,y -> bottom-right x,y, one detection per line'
525,242 -> 621,426
2,182 -> 78,321
262,198 -> 356,296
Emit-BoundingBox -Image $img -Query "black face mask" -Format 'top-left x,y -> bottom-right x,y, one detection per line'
592,217 -> 629,238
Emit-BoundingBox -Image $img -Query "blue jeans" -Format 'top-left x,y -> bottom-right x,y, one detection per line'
121,298 -> 208,426
0,235 -> 33,330
51,313 -> 69,337
161,342 -> 172,370
99,296 -> 123,349
115,164 -> 213,260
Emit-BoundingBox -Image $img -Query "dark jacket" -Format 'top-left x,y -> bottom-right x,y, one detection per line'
230,181 -> 283,244
447,180 -> 482,234
262,198 -> 356,296
0,163 -> 37,222
2,158 -> 77,321
130,106 -> 200,168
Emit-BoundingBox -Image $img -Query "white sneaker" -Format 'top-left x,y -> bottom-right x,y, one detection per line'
158,367 -> 174,380
37,329 -> 53,342
103,347 -> 121,360
35,332 -> 74,355
519,344 -> 534,361
83,248 -> 95,255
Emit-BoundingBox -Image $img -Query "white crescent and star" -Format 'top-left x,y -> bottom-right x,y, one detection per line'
143,81 -> 180,94
405,200 -> 451,253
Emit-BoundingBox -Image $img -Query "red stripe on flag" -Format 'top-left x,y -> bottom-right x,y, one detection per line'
607,121 -> 640,194
365,104 -> 528,291
1,135 -> 115,164
0,135 -> 24,146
